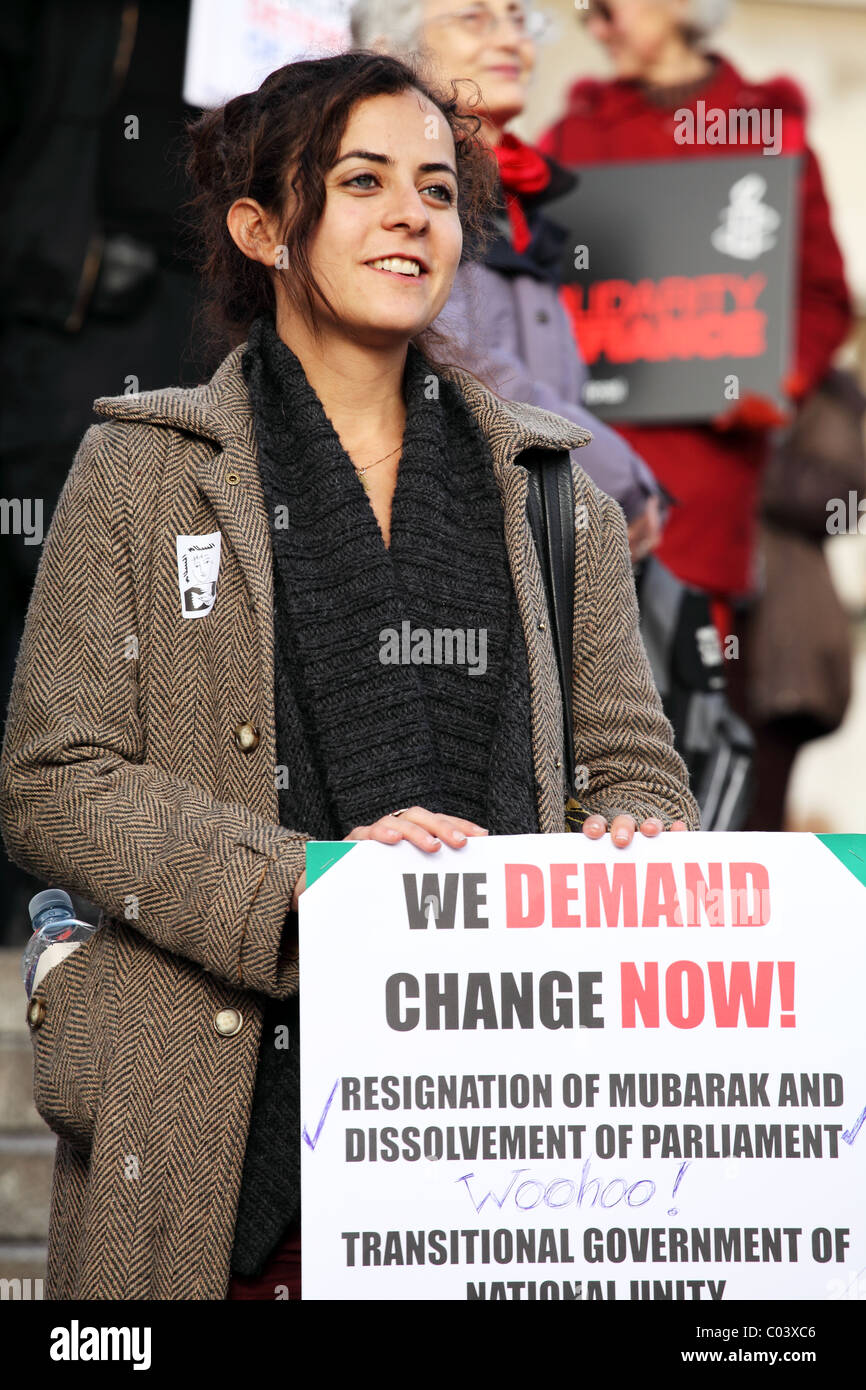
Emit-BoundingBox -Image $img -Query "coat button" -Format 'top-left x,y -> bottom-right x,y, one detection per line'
26,998 -> 46,1029
234,721 -> 260,753
535,309 -> 550,324
214,1008 -> 243,1037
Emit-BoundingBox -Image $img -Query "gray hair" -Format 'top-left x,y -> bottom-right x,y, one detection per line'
349,0 -> 426,54
685,0 -> 732,38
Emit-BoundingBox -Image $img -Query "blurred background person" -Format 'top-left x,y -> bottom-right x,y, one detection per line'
350,0 -> 666,559
0,0 -> 209,945
539,0 -> 855,829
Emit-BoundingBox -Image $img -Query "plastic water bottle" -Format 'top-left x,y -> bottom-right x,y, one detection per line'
21,889 -> 97,999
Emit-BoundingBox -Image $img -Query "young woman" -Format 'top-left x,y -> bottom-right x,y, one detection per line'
351,0 -> 664,560
0,51 -> 698,1301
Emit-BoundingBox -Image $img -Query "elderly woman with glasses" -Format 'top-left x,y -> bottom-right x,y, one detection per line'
350,0 -> 665,562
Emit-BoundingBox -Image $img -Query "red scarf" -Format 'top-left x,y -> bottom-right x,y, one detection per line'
491,132 -> 551,253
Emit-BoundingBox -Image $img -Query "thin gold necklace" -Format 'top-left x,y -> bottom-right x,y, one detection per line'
352,443 -> 402,492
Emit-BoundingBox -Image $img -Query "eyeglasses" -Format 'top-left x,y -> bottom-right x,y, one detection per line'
427,5 -> 549,41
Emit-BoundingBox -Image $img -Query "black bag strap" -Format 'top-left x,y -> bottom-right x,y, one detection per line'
524,448 -> 576,797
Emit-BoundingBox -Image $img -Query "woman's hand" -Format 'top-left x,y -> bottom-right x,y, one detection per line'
290,808 -> 488,909
626,494 -> 662,564
582,813 -> 688,846
346,807 -> 488,852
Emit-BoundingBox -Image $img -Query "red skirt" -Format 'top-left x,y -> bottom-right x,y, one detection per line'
226,1221 -> 301,1300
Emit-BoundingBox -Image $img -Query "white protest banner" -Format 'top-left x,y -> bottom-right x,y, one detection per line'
299,831 -> 866,1301
183,0 -> 351,110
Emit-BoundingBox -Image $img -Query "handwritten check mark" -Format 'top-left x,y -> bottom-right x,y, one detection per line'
842,1102 -> 866,1146
303,1078 -> 340,1152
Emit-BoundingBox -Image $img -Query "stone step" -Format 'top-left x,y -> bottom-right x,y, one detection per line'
0,947 -> 27,1034
0,946 -> 52,1134
0,1037 -> 44,1133
0,1134 -> 55,1243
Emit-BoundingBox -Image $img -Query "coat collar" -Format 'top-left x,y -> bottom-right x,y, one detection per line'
484,211 -> 571,285
91,337 -> 591,467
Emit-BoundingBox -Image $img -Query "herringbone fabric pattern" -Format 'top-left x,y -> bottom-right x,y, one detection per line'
0,340 -> 699,1300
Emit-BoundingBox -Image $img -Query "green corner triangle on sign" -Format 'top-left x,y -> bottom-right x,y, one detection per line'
305,840 -> 357,888
815,833 -> 866,891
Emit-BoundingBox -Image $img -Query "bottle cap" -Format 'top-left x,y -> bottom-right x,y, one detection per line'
28,888 -> 74,921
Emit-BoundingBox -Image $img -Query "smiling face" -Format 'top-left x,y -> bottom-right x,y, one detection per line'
295,88 -> 463,348
420,0 -> 535,133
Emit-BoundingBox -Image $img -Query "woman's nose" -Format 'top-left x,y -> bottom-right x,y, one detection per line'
382,190 -> 430,233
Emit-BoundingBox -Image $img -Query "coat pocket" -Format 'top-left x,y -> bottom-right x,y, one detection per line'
25,924 -> 113,1154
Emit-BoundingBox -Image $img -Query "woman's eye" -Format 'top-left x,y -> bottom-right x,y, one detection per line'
423,183 -> 456,204
343,174 -> 455,204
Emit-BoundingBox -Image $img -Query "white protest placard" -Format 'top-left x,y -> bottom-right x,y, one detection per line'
299,832 -> 866,1301
183,0 -> 351,110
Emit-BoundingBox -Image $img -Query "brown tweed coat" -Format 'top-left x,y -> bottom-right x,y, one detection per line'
0,340 -> 699,1301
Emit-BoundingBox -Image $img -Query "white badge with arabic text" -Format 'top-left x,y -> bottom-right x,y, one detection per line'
176,531 -> 221,618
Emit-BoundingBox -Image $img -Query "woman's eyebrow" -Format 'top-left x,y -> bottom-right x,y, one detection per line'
332,149 -> 457,178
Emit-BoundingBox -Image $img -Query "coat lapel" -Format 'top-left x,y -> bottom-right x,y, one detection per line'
94,346 -> 278,671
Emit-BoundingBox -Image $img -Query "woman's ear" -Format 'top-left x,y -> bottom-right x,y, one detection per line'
226,197 -> 279,267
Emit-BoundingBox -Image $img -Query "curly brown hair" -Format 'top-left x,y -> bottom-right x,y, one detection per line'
182,49 -> 500,370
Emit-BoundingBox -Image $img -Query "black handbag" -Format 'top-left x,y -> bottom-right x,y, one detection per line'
634,555 -> 755,830
524,448 -> 592,831
525,450 -> 753,831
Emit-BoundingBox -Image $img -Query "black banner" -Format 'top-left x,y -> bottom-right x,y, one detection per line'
545,155 -> 799,423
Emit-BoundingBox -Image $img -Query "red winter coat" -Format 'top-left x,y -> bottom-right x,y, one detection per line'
539,55 -> 852,599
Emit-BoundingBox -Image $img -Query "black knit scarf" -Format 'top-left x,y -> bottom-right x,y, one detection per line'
230,313 -> 539,1278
